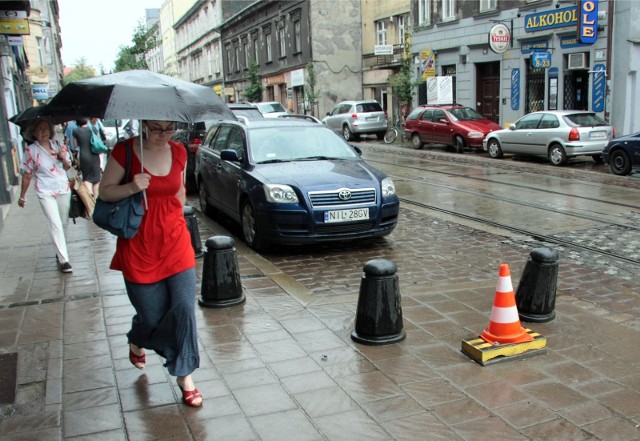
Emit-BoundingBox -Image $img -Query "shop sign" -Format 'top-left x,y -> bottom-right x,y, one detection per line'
374,45 -> 393,56
213,85 -> 222,95
511,68 -> 520,110
32,84 -> 48,100
578,0 -> 598,44
420,50 -> 436,79
488,23 -> 510,54
224,87 -> 234,96
521,40 -> 548,54
531,51 -> 552,69
290,68 -> 304,87
7,35 -> 21,45
591,64 -> 605,112
525,6 -> 577,33
560,35 -> 589,48
0,17 -> 29,35
266,74 -> 284,86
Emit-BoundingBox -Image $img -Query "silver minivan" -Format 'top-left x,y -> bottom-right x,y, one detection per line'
322,100 -> 388,141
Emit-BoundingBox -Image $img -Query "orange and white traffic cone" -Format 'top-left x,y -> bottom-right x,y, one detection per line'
481,264 -> 533,345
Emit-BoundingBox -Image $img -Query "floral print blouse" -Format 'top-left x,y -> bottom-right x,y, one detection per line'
20,141 -> 71,197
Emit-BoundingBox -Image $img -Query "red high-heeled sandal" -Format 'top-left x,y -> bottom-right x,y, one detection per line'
129,347 -> 146,370
178,383 -> 203,408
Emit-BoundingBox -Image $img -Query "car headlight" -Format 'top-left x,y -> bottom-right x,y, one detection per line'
264,184 -> 299,203
467,131 -> 484,138
381,177 -> 396,198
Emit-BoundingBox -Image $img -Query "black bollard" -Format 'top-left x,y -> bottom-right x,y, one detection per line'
351,259 -> 405,345
515,247 -> 559,323
199,236 -> 245,308
183,205 -> 204,258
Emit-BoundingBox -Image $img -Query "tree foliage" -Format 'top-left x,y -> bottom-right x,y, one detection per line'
388,33 -> 419,119
114,21 -> 157,72
63,57 -> 97,84
305,62 -> 319,116
244,61 -> 263,102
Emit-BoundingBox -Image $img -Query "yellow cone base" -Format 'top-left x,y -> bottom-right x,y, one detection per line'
461,328 -> 547,366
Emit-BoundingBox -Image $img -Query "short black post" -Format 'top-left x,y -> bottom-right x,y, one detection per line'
351,259 -> 405,345
515,247 -> 559,323
199,236 -> 245,308
183,205 -> 203,258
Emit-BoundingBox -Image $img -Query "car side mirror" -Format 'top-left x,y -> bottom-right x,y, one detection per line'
509,124 -> 516,130
352,146 -> 362,156
220,149 -> 239,162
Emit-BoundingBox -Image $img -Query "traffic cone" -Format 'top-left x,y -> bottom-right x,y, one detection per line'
481,264 -> 534,345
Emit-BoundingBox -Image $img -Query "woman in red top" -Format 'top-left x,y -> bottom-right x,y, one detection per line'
99,120 -> 202,407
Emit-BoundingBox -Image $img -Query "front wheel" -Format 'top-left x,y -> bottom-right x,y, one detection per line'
411,134 -> 423,150
609,150 -> 632,175
487,138 -> 503,158
241,201 -> 267,250
548,144 -> 567,166
384,128 -> 397,144
454,136 -> 465,154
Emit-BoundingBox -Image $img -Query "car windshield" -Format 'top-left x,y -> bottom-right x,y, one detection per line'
249,126 -> 359,163
563,113 -> 608,127
448,107 -> 484,121
257,103 -> 286,114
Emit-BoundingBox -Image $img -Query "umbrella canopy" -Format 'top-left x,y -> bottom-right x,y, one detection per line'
42,70 -> 236,124
9,104 -> 68,128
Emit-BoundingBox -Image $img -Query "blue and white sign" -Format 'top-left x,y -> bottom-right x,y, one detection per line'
578,0 -> 598,44
521,40 -> 549,54
511,68 -> 520,110
591,64 -> 605,112
31,84 -> 48,100
549,67 -> 559,78
531,51 -> 552,69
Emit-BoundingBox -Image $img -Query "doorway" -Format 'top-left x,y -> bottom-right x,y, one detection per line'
476,62 -> 500,124
563,70 -> 589,110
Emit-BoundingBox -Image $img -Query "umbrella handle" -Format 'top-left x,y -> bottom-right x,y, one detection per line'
138,128 -> 148,210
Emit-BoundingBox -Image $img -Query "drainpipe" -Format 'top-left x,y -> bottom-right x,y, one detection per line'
605,0 -> 613,122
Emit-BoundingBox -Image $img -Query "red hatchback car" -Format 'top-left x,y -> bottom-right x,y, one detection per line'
404,105 -> 502,153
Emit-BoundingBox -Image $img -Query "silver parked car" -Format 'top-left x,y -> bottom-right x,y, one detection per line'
322,100 -> 388,142
483,111 -> 615,166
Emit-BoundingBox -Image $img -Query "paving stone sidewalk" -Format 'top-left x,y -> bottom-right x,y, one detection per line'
0,184 -> 639,440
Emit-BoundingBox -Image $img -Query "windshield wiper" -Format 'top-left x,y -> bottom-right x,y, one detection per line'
293,156 -> 343,161
257,158 -> 289,164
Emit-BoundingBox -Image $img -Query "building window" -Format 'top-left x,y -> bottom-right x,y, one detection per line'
293,20 -> 301,53
442,0 -> 456,21
442,64 -> 457,103
253,35 -> 259,63
376,20 -> 387,46
419,0 -> 431,25
266,32 -> 272,62
207,46 -> 212,76
244,40 -> 250,69
226,45 -> 232,74
479,0 -> 497,12
278,26 -> 286,57
36,36 -> 44,65
397,15 -> 405,45
234,45 -> 240,72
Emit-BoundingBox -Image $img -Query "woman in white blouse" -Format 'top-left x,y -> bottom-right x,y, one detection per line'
18,119 -> 74,273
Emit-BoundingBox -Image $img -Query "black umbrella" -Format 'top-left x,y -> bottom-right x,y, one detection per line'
41,70 -> 235,124
9,104 -> 68,128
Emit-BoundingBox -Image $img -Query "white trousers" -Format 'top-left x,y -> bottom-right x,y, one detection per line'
37,192 -> 71,264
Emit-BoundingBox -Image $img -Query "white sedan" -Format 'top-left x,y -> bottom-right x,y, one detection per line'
483,111 -> 615,166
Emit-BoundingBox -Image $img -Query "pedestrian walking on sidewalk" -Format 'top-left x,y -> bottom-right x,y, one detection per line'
99,120 -> 202,408
73,118 -> 102,198
18,119 -> 74,273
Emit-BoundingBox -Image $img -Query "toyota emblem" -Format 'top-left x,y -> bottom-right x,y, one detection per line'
338,189 -> 351,201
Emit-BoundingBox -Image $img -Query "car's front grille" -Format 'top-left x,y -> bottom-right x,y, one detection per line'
308,188 -> 376,208
315,222 -> 375,234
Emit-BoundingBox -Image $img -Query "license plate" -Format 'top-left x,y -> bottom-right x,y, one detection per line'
324,208 -> 369,223
366,116 -> 377,121
590,131 -> 606,140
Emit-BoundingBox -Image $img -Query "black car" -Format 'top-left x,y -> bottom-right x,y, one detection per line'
172,104 -> 265,193
603,132 -> 640,176
194,119 -> 399,250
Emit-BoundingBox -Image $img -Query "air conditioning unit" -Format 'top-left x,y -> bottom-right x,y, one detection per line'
568,53 -> 587,69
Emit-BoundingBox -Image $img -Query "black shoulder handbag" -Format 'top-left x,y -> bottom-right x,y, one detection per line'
92,143 -> 144,238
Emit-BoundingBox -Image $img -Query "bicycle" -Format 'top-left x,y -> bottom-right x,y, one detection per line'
383,117 -> 406,144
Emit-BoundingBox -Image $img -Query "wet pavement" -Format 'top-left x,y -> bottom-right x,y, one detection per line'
1,153 -> 640,440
